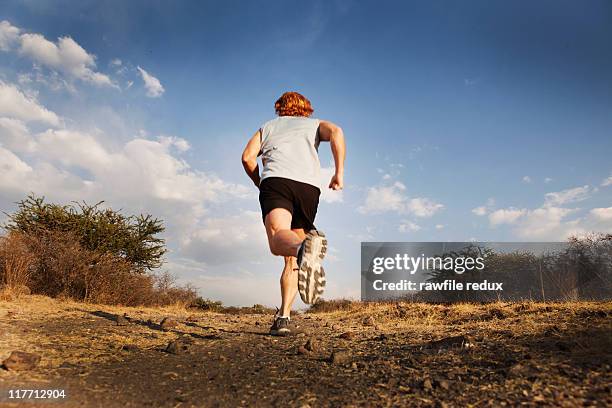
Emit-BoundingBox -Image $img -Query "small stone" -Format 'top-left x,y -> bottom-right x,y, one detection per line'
362,316 -> 375,326
116,315 -> 129,326
297,346 -> 309,355
2,351 -> 41,371
186,315 -> 198,322
304,338 -> 318,352
165,339 -> 189,354
351,362 -> 358,369
508,363 -> 527,377
422,378 -> 433,391
339,332 -> 354,340
427,335 -> 472,350
121,344 -> 139,351
160,317 -> 178,330
330,350 -> 351,365
438,379 -> 450,390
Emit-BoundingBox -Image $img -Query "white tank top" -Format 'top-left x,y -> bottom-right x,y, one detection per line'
259,116 -> 321,189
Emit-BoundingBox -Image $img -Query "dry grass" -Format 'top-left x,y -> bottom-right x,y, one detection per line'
0,232 -> 34,300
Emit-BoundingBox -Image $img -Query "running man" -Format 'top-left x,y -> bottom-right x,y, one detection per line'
241,91 -> 345,336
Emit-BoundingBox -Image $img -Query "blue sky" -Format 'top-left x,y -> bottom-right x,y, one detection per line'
0,1 -> 611,306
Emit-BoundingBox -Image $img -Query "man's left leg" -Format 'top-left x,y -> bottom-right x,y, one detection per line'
279,228 -> 306,318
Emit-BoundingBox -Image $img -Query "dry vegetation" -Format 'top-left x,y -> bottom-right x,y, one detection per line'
0,195 -> 198,307
1,295 -> 610,407
0,230 -> 196,307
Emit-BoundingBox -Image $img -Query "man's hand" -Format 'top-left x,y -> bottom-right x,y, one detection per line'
319,120 -> 346,191
329,173 -> 344,190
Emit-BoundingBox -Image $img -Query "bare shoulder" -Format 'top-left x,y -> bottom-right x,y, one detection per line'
318,119 -> 342,141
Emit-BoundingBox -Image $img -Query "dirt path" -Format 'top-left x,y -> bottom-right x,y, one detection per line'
1,296 -> 610,407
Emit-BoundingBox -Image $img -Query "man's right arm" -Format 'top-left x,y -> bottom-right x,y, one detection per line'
319,120 -> 345,190
241,130 -> 262,188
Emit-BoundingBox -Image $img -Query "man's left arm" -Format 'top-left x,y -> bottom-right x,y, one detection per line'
241,130 -> 262,188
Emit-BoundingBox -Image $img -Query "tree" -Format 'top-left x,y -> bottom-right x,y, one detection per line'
3,194 -> 166,272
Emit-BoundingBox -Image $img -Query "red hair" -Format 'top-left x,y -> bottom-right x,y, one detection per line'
274,92 -> 314,117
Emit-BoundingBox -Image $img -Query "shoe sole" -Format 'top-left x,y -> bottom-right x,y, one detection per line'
297,230 -> 327,304
269,328 -> 290,336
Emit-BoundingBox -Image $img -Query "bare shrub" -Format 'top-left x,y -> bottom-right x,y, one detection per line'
151,271 -> 198,307
0,231 -> 35,295
190,297 -> 224,312
308,298 -> 357,313
0,229 -> 198,307
24,229 -> 93,299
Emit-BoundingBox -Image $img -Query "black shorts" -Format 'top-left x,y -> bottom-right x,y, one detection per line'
259,177 -> 320,230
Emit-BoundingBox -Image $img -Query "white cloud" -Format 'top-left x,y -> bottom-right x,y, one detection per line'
544,185 -> 590,206
36,128 -> 112,169
522,176 -> 532,183
435,224 -> 444,230
544,177 -> 553,183
0,119 -> 254,243
0,117 -> 37,152
602,175 -> 612,187
158,135 -> 191,153
0,145 -> 89,197
486,205 -> 585,240
472,197 -> 495,216
0,20 -> 20,51
590,207 -> 612,221
515,207 -> 580,239
19,33 -> 116,88
137,66 -> 164,97
0,145 -> 33,190
472,206 -> 488,216
17,68 -> 76,93
483,184 -> 612,240
358,181 -> 443,218
110,58 -> 122,66
398,220 -> 421,233
0,81 -> 60,126
180,211 -> 268,265
488,208 -> 527,226
406,197 -> 444,217
358,183 -> 406,214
